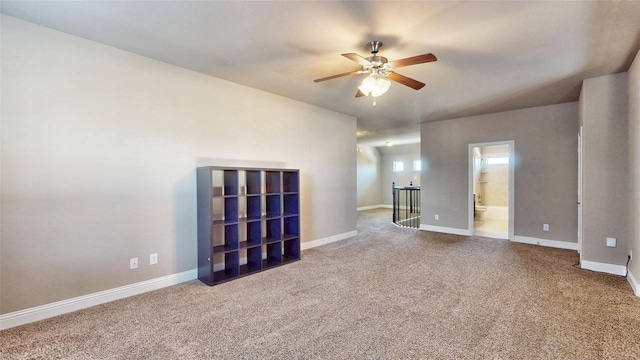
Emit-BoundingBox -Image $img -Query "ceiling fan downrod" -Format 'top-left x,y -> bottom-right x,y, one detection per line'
368,41 -> 383,54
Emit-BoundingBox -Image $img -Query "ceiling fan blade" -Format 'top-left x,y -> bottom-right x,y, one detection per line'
388,53 -> 437,68
356,89 -> 366,97
387,72 -> 426,90
342,53 -> 372,67
314,70 -> 360,83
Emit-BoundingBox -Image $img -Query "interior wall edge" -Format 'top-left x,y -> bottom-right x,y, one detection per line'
627,270 -> 640,297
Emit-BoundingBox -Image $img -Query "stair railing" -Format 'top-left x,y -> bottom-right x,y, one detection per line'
392,181 -> 421,229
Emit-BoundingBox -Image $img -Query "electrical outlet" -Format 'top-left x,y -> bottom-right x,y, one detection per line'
543,224 -> 549,231
630,250 -> 633,261
130,257 -> 138,269
606,237 -> 617,248
150,253 -> 158,265
435,214 -> 439,220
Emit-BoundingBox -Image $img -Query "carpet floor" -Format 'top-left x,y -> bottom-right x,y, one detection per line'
1,209 -> 639,359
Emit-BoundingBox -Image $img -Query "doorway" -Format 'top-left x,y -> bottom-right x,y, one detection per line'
468,141 -> 514,239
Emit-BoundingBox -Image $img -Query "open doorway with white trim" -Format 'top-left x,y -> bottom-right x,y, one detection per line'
468,141 -> 515,240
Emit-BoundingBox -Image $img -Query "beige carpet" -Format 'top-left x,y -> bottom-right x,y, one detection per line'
2,209 -> 640,359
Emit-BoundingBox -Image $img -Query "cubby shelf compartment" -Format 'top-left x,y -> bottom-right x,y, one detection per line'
246,220 -> 262,247
284,238 -> 301,263
265,218 -> 282,243
224,170 -> 239,196
246,171 -> 262,195
266,242 -> 282,266
265,194 -> 281,218
283,194 -> 299,216
283,216 -> 299,237
212,252 -> 240,283
265,171 -> 281,194
246,195 -> 262,220
197,166 -> 300,286
283,171 -> 299,193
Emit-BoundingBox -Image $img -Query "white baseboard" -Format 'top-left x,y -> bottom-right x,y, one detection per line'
581,260 -> 627,276
420,224 -> 472,236
0,269 -> 198,330
357,204 -> 385,211
512,235 -> 579,251
301,230 -> 358,251
628,269 -> 640,296
1,230 -> 358,330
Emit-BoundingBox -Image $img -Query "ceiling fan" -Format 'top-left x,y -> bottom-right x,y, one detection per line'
314,41 -> 437,105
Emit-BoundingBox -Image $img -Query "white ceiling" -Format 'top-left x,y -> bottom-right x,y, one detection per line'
2,1 -> 639,147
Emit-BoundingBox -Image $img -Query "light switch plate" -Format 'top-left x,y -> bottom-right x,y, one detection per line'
606,237 -> 617,247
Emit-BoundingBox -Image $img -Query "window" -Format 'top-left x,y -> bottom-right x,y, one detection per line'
392,161 -> 404,172
413,160 -> 421,171
487,156 -> 509,165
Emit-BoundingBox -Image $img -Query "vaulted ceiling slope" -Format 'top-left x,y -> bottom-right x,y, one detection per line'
2,1 -> 639,146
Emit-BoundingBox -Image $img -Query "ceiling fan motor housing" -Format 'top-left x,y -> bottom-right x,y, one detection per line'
366,55 -> 388,66
364,56 -> 390,77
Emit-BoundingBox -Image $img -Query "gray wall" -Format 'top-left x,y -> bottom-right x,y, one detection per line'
357,145 -> 382,208
580,73 -> 629,266
380,143 -> 421,206
357,143 -> 421,208
1,16 -> 357,314
421,103 -> 579,243
629,50 -> 640,284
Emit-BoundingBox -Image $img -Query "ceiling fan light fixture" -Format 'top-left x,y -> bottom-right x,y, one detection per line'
358,76 -> 391,97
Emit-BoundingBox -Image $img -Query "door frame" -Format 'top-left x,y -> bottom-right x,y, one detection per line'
468,140 -> 515,240
578,126 -> 583,258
